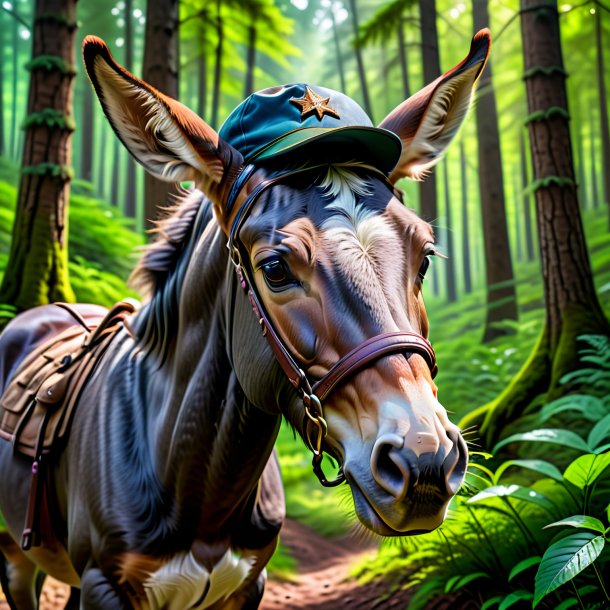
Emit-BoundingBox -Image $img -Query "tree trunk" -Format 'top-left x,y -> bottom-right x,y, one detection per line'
11,17 -> 19,158
590,113 -> 599,208
124,0 -> 137,218
330,8 -> 346,92
443,160 -> 457,302
473,0 -> 518,343
211,1 -> 223,130
244,22 -> 256,97
513,167 -> 522,262
572,93 -> 588,210
468,0 -> 610,447
80,75 -> 94,182
142,0 -> 179,231
460,141 -> 472,293
397,19 -> 410,99
97,119 -> 107,200
417,0 -> 440,294
594,8 -> 610,226
0,0 -> 76,312
197,20 -> 207,120
348,0 -> 373,120
520,129 -> 535,261
111,140 -> 120,207
0,20 -> 4,156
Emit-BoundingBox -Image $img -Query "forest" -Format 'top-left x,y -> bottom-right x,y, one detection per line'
0,0 -> 609,609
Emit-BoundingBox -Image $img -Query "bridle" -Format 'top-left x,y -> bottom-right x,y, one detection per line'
226,163 -> 438,487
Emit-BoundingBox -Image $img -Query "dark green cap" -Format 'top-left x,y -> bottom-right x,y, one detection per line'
218,83 -> 402,175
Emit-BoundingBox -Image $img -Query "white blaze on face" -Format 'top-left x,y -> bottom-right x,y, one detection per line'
144,550 -> 254,609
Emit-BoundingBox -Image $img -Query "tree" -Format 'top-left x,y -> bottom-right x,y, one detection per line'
142,0 -> 180,230
520,129 -> 535,260
463,0 -> 610,446
124,0 -> 137,217
442,159 -> 457,302
348,0 -> 372,120
594,5 -> 610,226
460,141 -> 472,293
473,0 -> 518,343
0,0 -> 76,313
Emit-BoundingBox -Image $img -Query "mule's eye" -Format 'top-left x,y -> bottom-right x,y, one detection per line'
261,258 -> 298,291
418,256 -> 430,282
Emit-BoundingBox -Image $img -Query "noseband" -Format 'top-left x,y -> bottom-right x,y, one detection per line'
226,164 -> 438,486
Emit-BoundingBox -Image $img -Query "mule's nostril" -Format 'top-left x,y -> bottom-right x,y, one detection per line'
370,434 -> 411,500
443,430 -> 468,494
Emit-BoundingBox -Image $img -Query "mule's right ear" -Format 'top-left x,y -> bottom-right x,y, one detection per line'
82,36 -> 243,228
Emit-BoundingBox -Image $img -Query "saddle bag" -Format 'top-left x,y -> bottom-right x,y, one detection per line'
0,300 -> 137,549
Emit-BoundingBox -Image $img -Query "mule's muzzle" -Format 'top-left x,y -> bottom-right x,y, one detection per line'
344,427 -> 467,536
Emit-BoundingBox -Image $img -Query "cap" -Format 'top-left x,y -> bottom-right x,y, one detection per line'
218,83 -> 402,174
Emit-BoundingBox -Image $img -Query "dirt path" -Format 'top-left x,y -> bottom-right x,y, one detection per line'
261,519 -> 409,610
1,519 -> 409,609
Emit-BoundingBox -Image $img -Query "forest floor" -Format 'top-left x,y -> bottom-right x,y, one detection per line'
0,519 -> 410,610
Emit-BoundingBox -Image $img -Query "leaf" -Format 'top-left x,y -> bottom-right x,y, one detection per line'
533,532 -> 605,606
554,600 -> 578,610
544,515 -> 605,534
454,572 -> 488,590
587,414 -> 610,451
539,394 -> 608,423
563,453 -> 610,490
468,485 -> 554,511
495,459 -> 563,483
444,574 -> 461,593
498,590 -> 533,610
508,555 -> 542,581
494,429 -> 590,454
480,596 -> 503,610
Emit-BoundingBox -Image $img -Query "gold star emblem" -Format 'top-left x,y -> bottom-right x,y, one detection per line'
290,86 -> 340,121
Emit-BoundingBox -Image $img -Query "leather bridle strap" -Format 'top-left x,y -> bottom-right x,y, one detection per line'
227,163 -> 438,487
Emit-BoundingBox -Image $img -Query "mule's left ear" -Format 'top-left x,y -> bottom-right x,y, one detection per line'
379,29 -> 491,183
82,35 -> 243,225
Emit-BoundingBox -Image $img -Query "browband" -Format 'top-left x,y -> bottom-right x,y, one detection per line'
226,163 -> 438,486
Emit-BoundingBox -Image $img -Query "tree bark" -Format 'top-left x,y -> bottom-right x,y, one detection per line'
473,0 -> 518,343
97,119 -> 107,200
244,22 -> 256,97
520,129 -> 535,261
417,0 -> 441,296
211,0 -> 223,130
142,0 -> 180,231
513,167 -> 522,262
460,141 -> 472,293
397,19 -> 410,99
468,0 -> 610,447
80,75 -> 94,182
0,20 -> 4,156
594,7 -> 610,226
443,160 -> 457,302
572,92 -> 588,210
590,113 -> 599,208
0,0 -> 76,311
348,0 -> 373,120
124,0 -> 137,218
330,7 -> 346,92
197,20 -> 208,120
11,17 -> 19,158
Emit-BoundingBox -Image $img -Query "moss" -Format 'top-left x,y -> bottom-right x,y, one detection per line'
22,164 -> 74,181
25,54 -> 75,76
523,106 -> 570,126
522,66 -> 567,80
23,109 -> 75,132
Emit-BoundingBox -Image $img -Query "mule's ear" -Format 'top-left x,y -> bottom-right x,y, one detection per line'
82,36 -> 243,218
379,29 -> 491,183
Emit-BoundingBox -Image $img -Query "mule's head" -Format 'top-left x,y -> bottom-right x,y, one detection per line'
83,30 -> 490,536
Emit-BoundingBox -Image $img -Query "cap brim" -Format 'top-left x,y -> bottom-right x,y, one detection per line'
248,126 -> 402,175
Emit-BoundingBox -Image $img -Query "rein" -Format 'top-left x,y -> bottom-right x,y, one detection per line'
226,164 -> 438,487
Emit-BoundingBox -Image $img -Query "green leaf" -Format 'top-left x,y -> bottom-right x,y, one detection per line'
494,429 -> 590,454
468,485 -> 554,511
508,555 -> 542,581
534,532 -> 605,606
539,394 -> 608,423
499,590 -> 533,610
454,572 -> 488,591
444,574 -> 461,593
554,599 -> 578,610
544,515 -> 605,534
495,459 -> 563,483
587,414 -> 610,451
480,596 -> 503,610
563,453 -> 610,490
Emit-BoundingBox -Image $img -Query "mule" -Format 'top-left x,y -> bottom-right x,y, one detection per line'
0,30 -> 490,610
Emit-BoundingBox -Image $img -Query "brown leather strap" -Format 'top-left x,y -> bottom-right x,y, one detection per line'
312,331 -> 437,401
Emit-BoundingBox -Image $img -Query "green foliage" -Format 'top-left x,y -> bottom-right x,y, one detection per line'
22,163 -> 74,181
22,109 -> 75,132
24,54 -> 75,75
